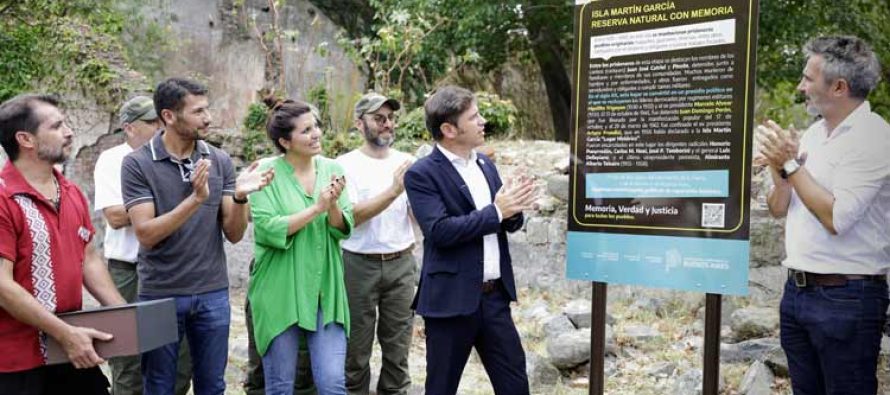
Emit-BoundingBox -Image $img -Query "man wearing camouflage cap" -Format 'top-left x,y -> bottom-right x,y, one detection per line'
336,93 -> 416,395
93,96 -> 192,395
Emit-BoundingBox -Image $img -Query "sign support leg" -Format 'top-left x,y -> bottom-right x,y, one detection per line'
703,293 -> 722,395
590,281 -> 607,395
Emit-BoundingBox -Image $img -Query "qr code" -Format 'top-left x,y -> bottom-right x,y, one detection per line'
702,203 -> 725,228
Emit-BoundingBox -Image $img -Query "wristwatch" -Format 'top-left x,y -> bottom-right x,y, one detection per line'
232,194 -> 249,204
780,158 -> 801,179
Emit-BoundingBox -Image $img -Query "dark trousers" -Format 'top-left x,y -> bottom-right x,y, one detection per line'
423,281 -> 529,395
780,277 -> 888,395
0,364 -> 108,395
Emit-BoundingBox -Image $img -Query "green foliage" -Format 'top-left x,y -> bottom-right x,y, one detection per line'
338,1 -> 446,104
475,92 -> 519,137
322,130 -> 364,158
0,24 -> 46,100
241,103 -> 275,162
307,82 -> 332,131
753,82 -> 810,129
396,91 -> 518,142
396,107 -> 430,142
757,0 -> 890,120
0,0 -> 142,108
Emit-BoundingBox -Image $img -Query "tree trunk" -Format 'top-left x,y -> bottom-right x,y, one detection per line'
527,23 -> 572,142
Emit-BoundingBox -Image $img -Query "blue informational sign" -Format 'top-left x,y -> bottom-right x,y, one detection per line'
567,233 -> 749,295
567,0 -> 758,295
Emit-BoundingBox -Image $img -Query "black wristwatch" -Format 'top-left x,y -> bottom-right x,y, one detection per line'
232,194 -> 249,204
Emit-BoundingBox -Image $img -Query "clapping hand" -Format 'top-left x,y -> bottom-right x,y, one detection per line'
756,120 -> 800,169
316,175 -> 346,212
191,159 -> 211,202
389,160 -> 412,196
494,171 -> 537,219
235,161 -> 275,200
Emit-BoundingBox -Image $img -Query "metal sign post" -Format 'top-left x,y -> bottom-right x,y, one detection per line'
703,293 -> 722,395
589,282 -> 608,395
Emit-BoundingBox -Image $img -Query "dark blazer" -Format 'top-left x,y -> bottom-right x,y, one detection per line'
405,146 -> 524,318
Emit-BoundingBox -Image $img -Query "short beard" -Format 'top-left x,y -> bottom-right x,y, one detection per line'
178,126 -> 202,141
361,120 -> 393,148
37,145 -> 67,164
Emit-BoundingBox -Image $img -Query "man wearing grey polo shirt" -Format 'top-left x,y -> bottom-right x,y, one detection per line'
93,96 -> 192,395
758,36 -> 890,394
336,93 -> 415,395
121,78 -> 273,395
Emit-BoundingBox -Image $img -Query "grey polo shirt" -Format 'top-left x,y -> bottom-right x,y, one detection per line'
121,131 -> 236,296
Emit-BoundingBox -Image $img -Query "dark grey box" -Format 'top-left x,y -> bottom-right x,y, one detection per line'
45,298 -> 177,364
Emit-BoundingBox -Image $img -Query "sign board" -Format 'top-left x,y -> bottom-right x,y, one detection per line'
567,0 -> 758,295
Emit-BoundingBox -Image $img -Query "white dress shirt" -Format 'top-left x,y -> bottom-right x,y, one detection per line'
438,145 -> 503,281
783,101 -> 890,275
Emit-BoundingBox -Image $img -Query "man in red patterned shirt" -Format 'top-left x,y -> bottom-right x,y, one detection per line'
0,94 -> 125,394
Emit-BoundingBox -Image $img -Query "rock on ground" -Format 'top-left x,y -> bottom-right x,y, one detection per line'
739,361 -> 775,395
730,307 -> 779,341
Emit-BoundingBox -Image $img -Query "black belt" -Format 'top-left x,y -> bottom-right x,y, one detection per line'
107,259 -> 136,269
788,269 -> 886,288
481,279 -> 501,294
346,244 -> 413,262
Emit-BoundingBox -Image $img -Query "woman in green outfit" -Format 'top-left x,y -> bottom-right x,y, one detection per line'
248,99 -> 354,395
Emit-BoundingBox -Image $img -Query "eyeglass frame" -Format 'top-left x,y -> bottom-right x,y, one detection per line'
362,111 -> 398,126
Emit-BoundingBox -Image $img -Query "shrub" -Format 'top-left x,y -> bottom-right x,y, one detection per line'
396,90 -> 519,142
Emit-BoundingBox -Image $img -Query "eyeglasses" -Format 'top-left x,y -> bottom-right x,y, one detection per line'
366,113 -> 397,125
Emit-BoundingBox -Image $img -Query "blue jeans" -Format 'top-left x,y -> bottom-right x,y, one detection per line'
262,309 -> 346,395
780,277 -> 888,395
140,289 -> 231,395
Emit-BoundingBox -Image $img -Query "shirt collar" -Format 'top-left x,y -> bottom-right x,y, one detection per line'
824,101 -> 871,140
437,144 -> 478,167
0,161 -> 71,198
149,129 -> 211,162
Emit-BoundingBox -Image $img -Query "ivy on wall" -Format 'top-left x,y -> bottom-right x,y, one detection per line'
0,1 -> 148,110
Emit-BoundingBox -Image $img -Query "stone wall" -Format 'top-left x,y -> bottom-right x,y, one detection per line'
142,0 -> 365,132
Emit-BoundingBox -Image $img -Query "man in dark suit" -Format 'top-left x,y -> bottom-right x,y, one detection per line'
404,86 -> 537,395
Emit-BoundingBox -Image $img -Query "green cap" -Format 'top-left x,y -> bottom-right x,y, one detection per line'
354,93 -> 401,119
118,96 -> 158,126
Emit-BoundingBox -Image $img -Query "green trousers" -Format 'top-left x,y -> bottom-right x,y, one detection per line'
107,260 -> 192,395
343,250 -> 416,395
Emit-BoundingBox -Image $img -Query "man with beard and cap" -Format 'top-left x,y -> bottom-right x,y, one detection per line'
335,93 -> 416,395
758,35 -> 890,394
121,78 -> 274,395
0,94 -> 126,394
93,95 -> 193,395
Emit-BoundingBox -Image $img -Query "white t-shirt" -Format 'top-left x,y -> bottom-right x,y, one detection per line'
782,101 -> 890,274
336,149 -> 416,254
94,143 -> 139,263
